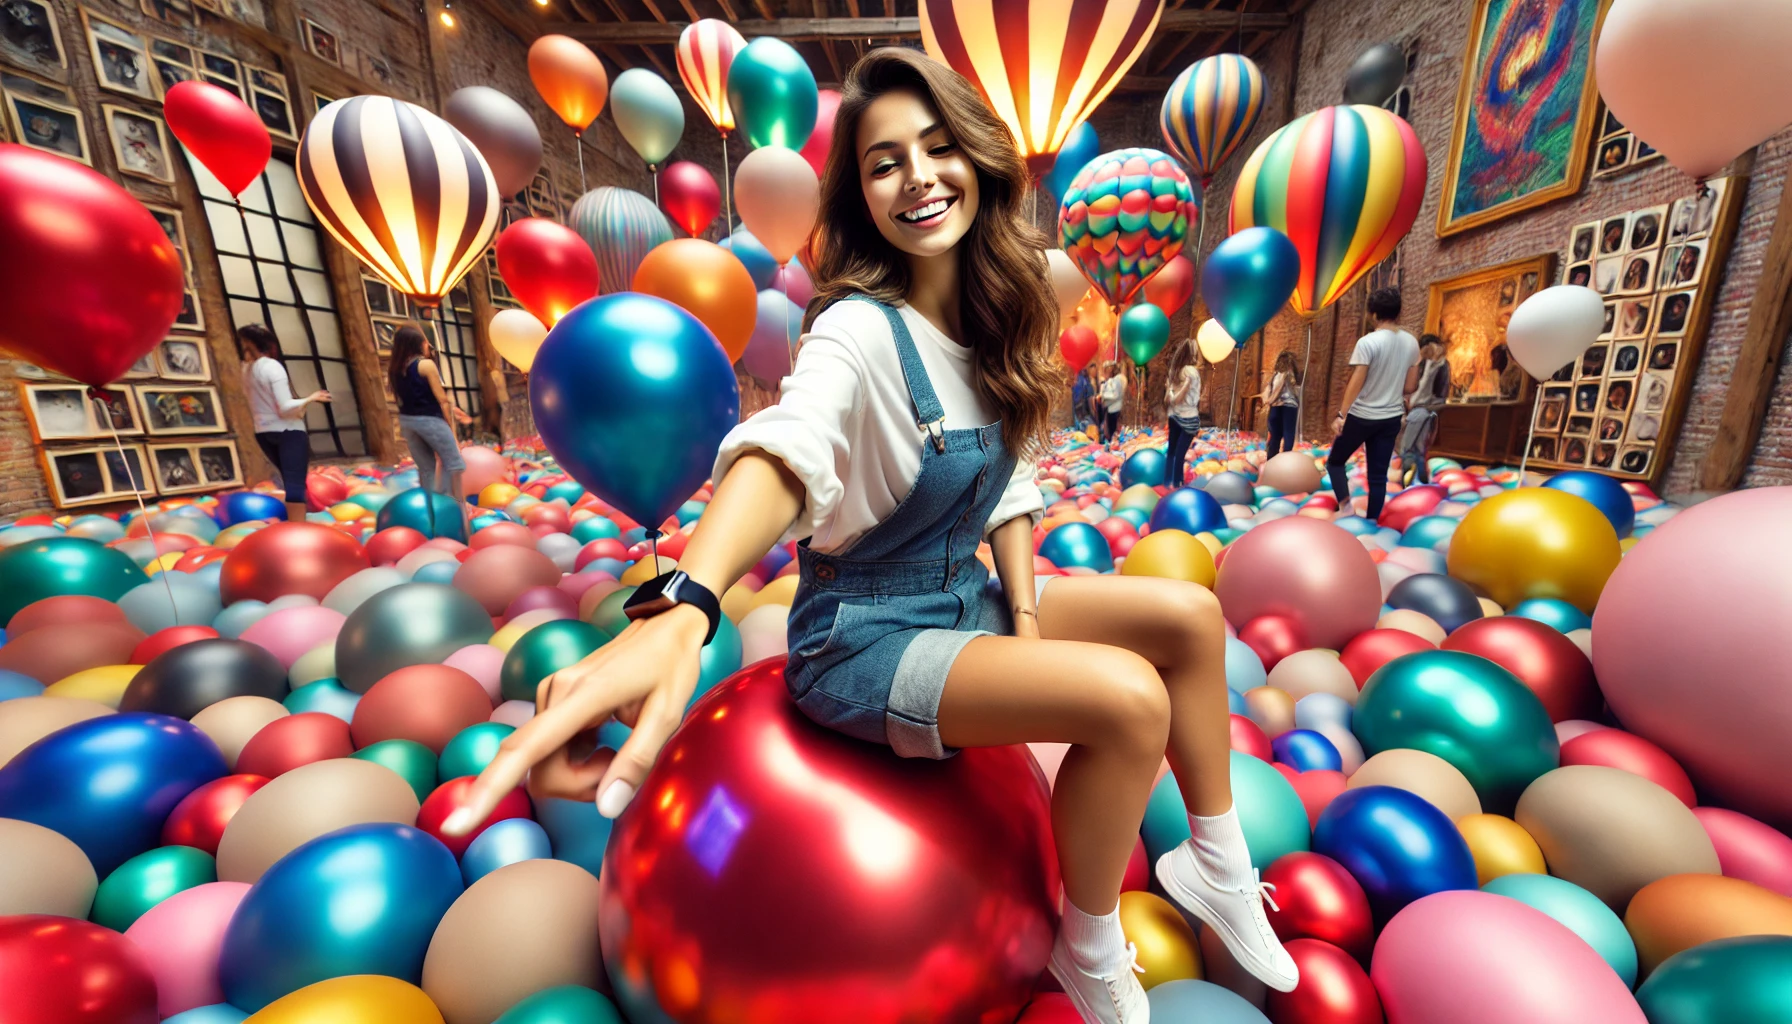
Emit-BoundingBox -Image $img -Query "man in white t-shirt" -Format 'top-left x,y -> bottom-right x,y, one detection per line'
1326,287 -> 1421,519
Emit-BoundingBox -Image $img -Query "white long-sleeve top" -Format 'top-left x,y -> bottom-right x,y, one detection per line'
713,300 -> 1045,554
244,356 -> 307,433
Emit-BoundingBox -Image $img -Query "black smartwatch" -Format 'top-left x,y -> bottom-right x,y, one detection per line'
623,570 -> 722,644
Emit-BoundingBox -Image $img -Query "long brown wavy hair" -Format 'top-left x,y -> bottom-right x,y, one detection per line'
806,47 -> 1059,454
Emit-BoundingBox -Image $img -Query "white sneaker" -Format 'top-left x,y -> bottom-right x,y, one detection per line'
1155,841 -> 1299,993
1047,932 -> 1150,1024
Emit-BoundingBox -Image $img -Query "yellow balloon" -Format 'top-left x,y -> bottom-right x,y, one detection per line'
246,975 -> 444,1024
490,609 -> 570,653
1456,812 -> 1547,885
44,665 -> 141,708
479,483 -> 522,509
328,502 -> 363,522
1115,484 -> 1159,513
1445,488 -> 1621,612
1196,318 -> 1234,364
1120,529 -> 1216,588
145,552 -> 183,576
1192,532 -> 1224,557
490,309 -> 548,372
721,582 -> 759,624
621,555 -> 677,587
748,574 -> 799,612
1118,891 -> 1202,990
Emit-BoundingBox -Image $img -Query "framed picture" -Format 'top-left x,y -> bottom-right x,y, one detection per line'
1578,344 -> 1608,379
1561,437 -> 1589,466
149,439 -> 239,493
142,202 -> 192,277
1662,242 -> 1704,289
1598,216 -> 1626,256
312,90 -> 335,115
1593,134 -> 1631,176
1438,0 -> 1611,237
245,64 -> 294,140
1615,298 -> 1652,340
199,49 -> 242,97
2,74 -> 89,164
148,36 -> 197,93
1604,377 -> 1634,414
21,383 -> 140,440
135,385 -> 226,434
1423,253 -> 1557,404
1616,250 -> 1656,295
301,18 -> 339,65
1639,371 -> 1671,413
139,0 -> 192,27
1534,385 -> 1568,433
1565,263 -> 1591,288
0,0 -> 66,79
174,286 -> 204,331
81,9 -> 155,100
1591,442 -> 1618,470
363,275 -> 396,316
1655,290 -> 1693,336
1593,256 -> 1621,295
1569,222 -> 1597,263
1597,414 -> 1626,443
43,443 -> 154,507
1573,382 -> 1600,414
1627,411 -> 1661,444
1564,414 -> 1594,438
1599,300 -> 1616,339
1528,436 -> 1557,461
1628,205 -> 1666,252
154,336 -> 212,380
1611,342 -> 1642,376
102,104 -> 173,182
371,316 -> 407,353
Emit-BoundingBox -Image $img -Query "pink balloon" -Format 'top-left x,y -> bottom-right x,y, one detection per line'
122,881 -> 250,1017
1213,516 -> 1381,650
1372,890 -> 1646,1024
773,260 -> 813,308
1592,488 -> 1792,829
733,145 -> 818,265
461,446 -> 511,497
238,605 -> 346,668
743,288 -> 802,388
1693,806 -> 1792,898
798,89 -> 840,177
1028,742 -> 1069,790
443,643 -> 506,705
505,585 -> 578,621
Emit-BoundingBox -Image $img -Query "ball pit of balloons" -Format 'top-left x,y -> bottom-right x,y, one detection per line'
0,416 -> 1787,1024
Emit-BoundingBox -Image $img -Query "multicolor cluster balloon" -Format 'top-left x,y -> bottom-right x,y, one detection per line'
1160,53 -> 1266,187
1230,103 -> 1426,317
567,186 -> 674,297
1058,148 -> 1197,310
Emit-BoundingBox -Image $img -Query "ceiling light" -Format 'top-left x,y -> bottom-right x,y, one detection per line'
439,1 -> 455,27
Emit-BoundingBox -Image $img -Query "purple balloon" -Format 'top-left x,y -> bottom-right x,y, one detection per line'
743,288 -> 802,388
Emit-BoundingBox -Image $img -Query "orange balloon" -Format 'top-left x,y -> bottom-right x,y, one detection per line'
528,35 -> 608,135
631,238 -> 757,361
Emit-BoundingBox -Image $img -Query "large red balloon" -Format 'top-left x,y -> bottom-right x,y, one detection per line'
1060,325 -> 1098,371
1266,938 -> 1384,1024
161,773 -> 270,855
0,915 -> 158,1024
234,712 -> 354,778
218,521 -> 370,605
658,161 -> 721,237
1263,851 -> 1375,962
600,660 -> 1059,1024
1338,628 -> 1435,688
1143,254 -> 1195,316
0,145 -> 184,388
799,88 -> 842,176
1439,616 -> 1599,722
495,217 -> 601,326
163,81 -> 271,196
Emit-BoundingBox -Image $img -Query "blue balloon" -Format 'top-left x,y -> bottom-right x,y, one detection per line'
1510,598 -> 1592,633
1119,448 -> 1167,489
462,817 -> 553,885
215,491 -> 288,527
212,599 -> 269,639
1312,785 -> 1477,923
164,1006 -> 249,1024
1543,470 -> 1635,537
1386,573 -> 1484,633
532,294 -> 741,530
219,823 -> 463,1012
719,229 -> 777,289
1202,226 -> 1300,344
377,487 -> 468,542
1038,521 -> 1113,572
412,560 -> 460,585
1333,515 -> 1380,537
1272,728 -> 1343,772
0,668 -> 43,700
674,500 -> 706,525
1147,979 -> 1271,1022
1225,635 -> 1267,692
284,678 -> 361,722
535,796 -> 615,879
1483,873 -> 1637,986
0,712 -> 225,875
1043,121 -> 1101,201
1150,486 -> 1227,535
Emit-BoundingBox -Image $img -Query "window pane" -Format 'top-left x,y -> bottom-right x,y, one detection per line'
270,306 -> 307,350
283,226 -> 324,270
230,299 -> 265,332
257,263 -> 295,304
322,361 -> 354,399
337,428 -> 366,456
309,311 -> 343,358
331,387 -> 361,426
309,431 -> 335,456
245,214 -> 282,259
294,270 -> 333,309
267,162 -> 311,222
219,255 -> 259,298
207,204 -> 248,255
287,359 -> 321,396
182,148 -> 232,200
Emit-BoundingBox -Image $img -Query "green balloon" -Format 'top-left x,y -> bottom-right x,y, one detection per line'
439,722 -> 514,781
352,738 -> 438,802
375,486 -> 468,542
0,537 -> 148,624
494,985 -> 624,1024
1353,650 -> 1559,815
571,518 -> 620,543
586,585 -> 637,639
1637,935 -> 1792,1024
725,37 -> 818,150
692,613 -> 743,706
91,845 -> 216,931
348,492 -> 392,513
1139,751 -> 1309,869
335,583 -> 495,693
284,677 -> 359,721
1120,302 -> 1171,366
501,620 -> 607,702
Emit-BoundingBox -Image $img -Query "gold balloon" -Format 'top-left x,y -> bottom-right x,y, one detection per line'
43,664 -> 140,708
1121,529 -> 1216,588
1445,488 -> 1621,613
748,574 -> 799,613
190,695 -> 289,771
1118,891 -> 1202,990
490,610 -> 571,654
1625,873 -> 1792,978
0,695 -> 111,767
1455,813 -> 1546,885
1242,686 -> 1296,738
1349,749 -> 1482,821
245,975 -> 444,1024
621,555 -> 677,587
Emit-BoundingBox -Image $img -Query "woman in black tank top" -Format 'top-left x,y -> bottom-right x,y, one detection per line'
387,324 -> 471,502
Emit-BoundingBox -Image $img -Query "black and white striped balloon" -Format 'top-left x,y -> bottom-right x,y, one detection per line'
298,96 -> 500,306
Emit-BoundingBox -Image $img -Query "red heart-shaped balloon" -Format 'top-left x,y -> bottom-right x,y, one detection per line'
0,144 -> 184,388
163,80 -> 271,197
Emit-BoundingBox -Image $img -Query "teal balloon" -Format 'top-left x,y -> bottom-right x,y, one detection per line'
1113,507 -> 1150,529
571,517 -> 620,543
1483,873 -> 1636,987
1141,752 -> 1308,869
1636,935 -> 1792,1024
1120,449 -> 1167,489
535,795 -> 614,879
352,738 -> 438,803
545,481 -> 586,505
0,537 -> 147,624
1398,514 -> 1458,549
334,583 -> 494,694
719,228 -> 777,289
675,499 -> 705,525
1043,121 -> 1100,201
1201,226 -> 1299,343
588,585 -> 636,638
495,985 -> 625,1024
610,68 -> 684,169
693,612 -> 742,706
439,722 -> 514,780
1146,979 -> 1271,1022
91,845 -> 216,931
1038,521 -> 1113,572
1509,598 -> 1591,633
283,677 -> 360,722
501,619 -> 607,702
376,487 -> 468,542
1353,649 -> 1559,814
726,37 -> 817,150
165,1007 -> 248,1024
1119,302 -> 1171,365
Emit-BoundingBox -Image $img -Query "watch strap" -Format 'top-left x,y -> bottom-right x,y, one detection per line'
624,570 -> 722,645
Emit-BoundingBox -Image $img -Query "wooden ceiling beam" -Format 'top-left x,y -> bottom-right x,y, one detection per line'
546,8 -> 1285,44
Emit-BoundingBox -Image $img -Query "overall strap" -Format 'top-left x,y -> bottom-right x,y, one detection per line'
850,297 -> 948,453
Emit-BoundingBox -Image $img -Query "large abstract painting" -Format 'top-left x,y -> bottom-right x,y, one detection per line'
1437,0 -> 1610,237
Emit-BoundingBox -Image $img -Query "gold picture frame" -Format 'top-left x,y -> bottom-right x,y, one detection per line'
1423,253 -> 1557,406
135,385 -> 227,435
0,0 -> 67,80
21,383 -> 142,441
81,7 -> 156,100
102,103 -> 174,182
149,439 -> 241,494
154,336 -> 213,381
2,73 -> 89,165
42,443 -> 155,508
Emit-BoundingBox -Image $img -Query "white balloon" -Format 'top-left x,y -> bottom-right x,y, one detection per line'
1505,285 -> 1603,380
1196,318 -> 1235,364
1046,249 -> 1089,320
490,309 -> 547,372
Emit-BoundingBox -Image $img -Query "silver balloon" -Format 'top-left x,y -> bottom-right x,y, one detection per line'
1342,42 -> 1407,107
444,86 -> 544,198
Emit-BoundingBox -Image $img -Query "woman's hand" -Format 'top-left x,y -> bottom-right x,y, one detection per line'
308,390 -> 332,404
452,407 -> 473,425
443,604 -> 709,832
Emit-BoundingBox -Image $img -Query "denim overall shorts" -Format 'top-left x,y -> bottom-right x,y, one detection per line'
784,298 -> 1018,760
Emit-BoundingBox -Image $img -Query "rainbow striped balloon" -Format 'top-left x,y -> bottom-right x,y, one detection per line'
676,19 -> 747,136
1160,54 -> 1265,187
1230,104 -> 1426,317
1058,147 -> 1196,310
568,187 -> 673,295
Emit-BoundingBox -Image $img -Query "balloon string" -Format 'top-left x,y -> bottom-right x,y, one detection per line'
95,390 -> 180,612
1517,389 -> 1538,488
782,274 -> 794,381
652,168 -> 660,207
576,136 -> 587,195
721,133 -> 733,234
1228,347 -> 1240,440
1296,319 -> 1313,442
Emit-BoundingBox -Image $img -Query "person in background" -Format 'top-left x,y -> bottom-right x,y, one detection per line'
1397,333 -> 1450,485
1070,364 -> 1095,433
1326,287 -> 1420,520
388,324 -> 472,501
1260,351 -> 1300,456
1163,338 -> 1202,487
238,323 -> 329,522
1097,360 -> 1125,445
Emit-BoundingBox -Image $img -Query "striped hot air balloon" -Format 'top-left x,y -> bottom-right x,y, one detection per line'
568,186 -> 674,296
297,96 -> 500,306
677,19 -> 747,137
920,0 -> 1164,176
1230,104 -> 1427,317
1160,54 -> 1266,187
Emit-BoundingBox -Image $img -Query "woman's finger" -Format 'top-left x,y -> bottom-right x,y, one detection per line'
442,673 -> 625,834
592,685 -> 685,819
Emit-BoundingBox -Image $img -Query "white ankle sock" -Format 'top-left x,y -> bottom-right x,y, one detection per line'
1060,897 -> 1127,971
1187,806 -> 1254,886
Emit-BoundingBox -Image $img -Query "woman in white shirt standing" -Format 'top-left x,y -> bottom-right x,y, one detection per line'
1163,340 -> 1202,487
1097,359 -> 1127,445
448,48 -> 1292,1024
238,324 -> 329,522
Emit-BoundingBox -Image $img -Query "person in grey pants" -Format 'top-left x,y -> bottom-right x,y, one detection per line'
387,324 -> 471,498
1397,334 -> 1450,485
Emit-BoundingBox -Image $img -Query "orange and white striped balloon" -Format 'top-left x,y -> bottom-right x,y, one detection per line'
920,0 -> 1164,175
677,19 -> 748,136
